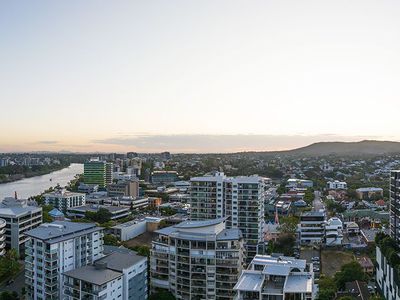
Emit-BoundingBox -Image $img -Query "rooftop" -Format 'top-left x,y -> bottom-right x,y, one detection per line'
233,272 -> 263,292
63,265 -> 122,286
284,274 -> 313,293
96,251 -> 146,272
174,217 -> 227,229
25,221 -> 101,243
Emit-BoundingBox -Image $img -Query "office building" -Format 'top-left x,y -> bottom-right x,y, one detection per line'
234,255 -> 316,300
64,249 -> 147,300
84,158 -> 113,188
190,172 -> 267,260
0,197 -> 42,255
108,179 -> 139,198
150,217 -> 244,300
67,205 -> 130,220
44,189 -> 86,213
24,221 -> 104,300
151,171 -> 179,185
299,211 -> 326,245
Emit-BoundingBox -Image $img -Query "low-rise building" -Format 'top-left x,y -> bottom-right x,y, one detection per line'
44,189 -> 86,212
327,180 -> 347,190
63,249 -> 147,300
356,187 -> 383,200
234,254 -> 316,300
151,171 -> 179,185
286,179 -> 313,189
300,211 -> 326,245
110,217 -> 161,241
67,205 -> 130,220
325,217 -> 343,246
0,197 -> 42,255
150,217 -> 244,300
103,196 -> 149,210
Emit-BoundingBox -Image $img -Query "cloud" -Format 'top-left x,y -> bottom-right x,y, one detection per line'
36,140 -> 59,145
92,134 -> 378,153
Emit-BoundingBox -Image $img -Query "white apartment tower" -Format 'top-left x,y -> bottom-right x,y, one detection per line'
150,217 -> 245,300
24,221 -> 104,300
190,172 -> 267,260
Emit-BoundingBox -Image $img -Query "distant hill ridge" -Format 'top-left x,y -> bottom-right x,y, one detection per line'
279,140 -> 400,156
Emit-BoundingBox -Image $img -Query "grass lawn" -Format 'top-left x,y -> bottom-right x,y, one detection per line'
321,250 -> 354,277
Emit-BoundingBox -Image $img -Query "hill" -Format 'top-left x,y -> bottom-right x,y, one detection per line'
281,140 -> 400,156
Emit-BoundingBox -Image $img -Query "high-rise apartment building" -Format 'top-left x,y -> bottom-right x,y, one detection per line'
375,170 -> 400,299
84,158 -> 113,188
190,172 -> 267,260
0,197 -> 42,255
24,221 -> 104,300
150,217 -> 244,300
390,170 -> 400,243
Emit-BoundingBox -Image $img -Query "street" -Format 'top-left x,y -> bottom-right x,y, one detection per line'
312,191 -> 325,211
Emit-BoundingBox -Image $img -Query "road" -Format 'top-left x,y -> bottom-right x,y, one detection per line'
0,267 -> 25,295
312,191 -> 325,211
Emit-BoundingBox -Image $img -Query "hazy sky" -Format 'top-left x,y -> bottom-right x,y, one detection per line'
2,0 -> 400,153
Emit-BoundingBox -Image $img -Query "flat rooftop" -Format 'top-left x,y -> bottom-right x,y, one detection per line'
63,265 -> 122,286
25,221 -> 101,243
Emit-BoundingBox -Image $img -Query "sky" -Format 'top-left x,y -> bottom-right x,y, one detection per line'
2,0 -> 400,153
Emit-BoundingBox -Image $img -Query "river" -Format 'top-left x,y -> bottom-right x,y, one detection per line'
0,163 -> 83,199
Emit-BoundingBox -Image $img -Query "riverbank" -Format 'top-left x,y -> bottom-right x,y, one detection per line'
0,163 -> 83,199
0,164 -> 70,184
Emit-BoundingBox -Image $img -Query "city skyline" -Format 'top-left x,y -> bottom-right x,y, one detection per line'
3,0 -> 400,152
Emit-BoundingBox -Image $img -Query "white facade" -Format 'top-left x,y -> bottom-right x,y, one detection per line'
190,172 -> 267,260
325,217 -> 343,246
0,197 -> 42,255
64,250 -> 148,300
44,189 -> 86,212
25,221 -> 104,300
376,246 -> 400,300
300,212 -> 326,245
234,255 -> 316,300
0,219 -> 6,256
150,217 -> 244,300
327,180 -> 347,190
286,179 -> 314,189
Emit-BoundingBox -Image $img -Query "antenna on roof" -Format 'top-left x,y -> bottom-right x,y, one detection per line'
14,191 -> 17,200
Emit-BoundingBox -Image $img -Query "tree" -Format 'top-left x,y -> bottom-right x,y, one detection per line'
149,290 -> 176,300
278,216 -> 299,234
0,249 -> 20,281
0,291 -> 19,300
85,208 -> 112,224
334,261 -> 367,290
42,205 -> 54,222
337,297 -> 355,300
267,234 -> 295,256
103,234 -> 120,246
317,276 -> 337,300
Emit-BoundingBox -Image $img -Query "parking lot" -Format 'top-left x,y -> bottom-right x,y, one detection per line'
300,246 -> 320,277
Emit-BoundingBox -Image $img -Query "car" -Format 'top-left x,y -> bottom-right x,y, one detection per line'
311,256 -> 320,261
313,267 -> 320,272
